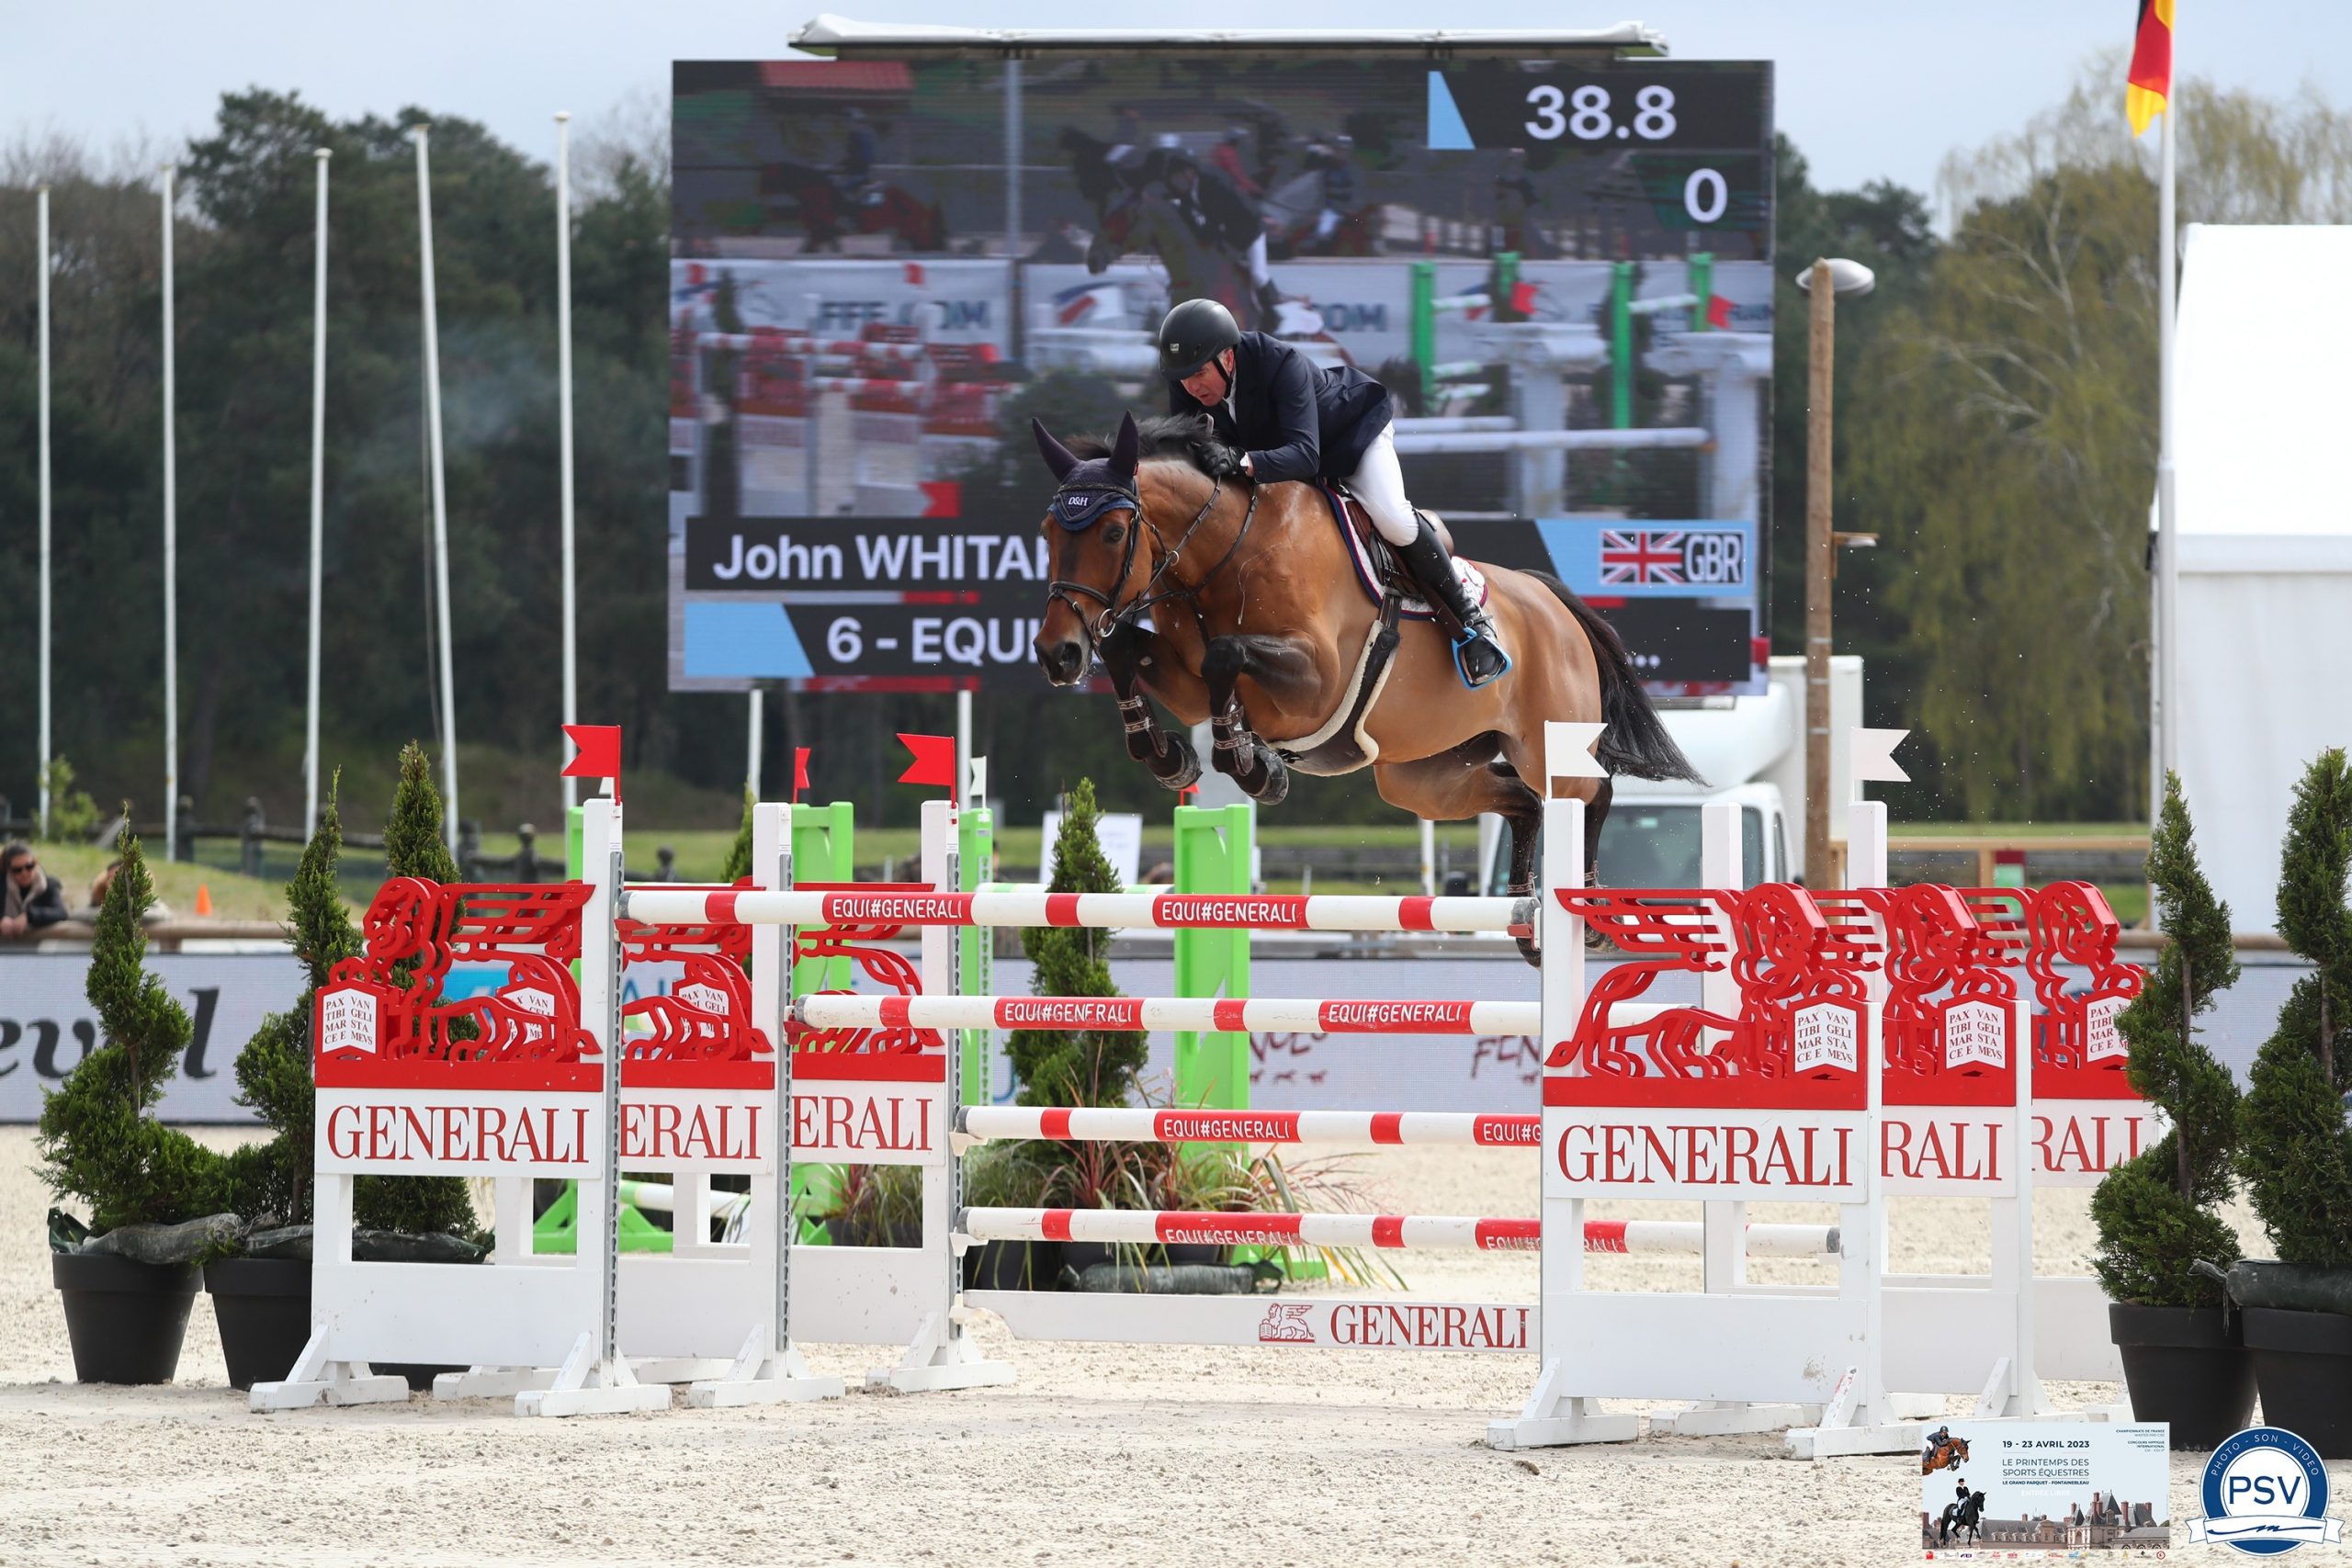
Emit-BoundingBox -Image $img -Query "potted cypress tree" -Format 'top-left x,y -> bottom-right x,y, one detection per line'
2234,748 -> 2352,1458
201,778 -> 362,1390
2089,772 -> 2254,1448
957,780 -> 1144,1287
360,742 -> 488,1245
38,822 -> 232,1382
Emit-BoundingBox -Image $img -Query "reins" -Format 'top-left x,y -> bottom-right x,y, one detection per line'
1047,466 -> 1261,647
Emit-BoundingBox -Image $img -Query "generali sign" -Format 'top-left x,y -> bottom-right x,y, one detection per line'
311,1053 -> 951,1176
1547,1110 -> 1868,1202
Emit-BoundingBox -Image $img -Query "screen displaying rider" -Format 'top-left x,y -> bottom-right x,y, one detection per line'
1156,298 -> 1509,687
1158,141 -> 1277,323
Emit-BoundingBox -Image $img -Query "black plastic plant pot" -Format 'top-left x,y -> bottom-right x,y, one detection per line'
965,1239 -> 1063,1292
202,1256 -> 312,1392
2243,1307 -> 2352,1459
2109,1303 -> 2256,1450
51,1251 -> 202,1385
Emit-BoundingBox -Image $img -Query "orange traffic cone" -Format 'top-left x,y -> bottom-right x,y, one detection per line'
194,884 -> 213,917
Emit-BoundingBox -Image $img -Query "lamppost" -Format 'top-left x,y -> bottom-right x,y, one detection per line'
1796,256 -> 1876,886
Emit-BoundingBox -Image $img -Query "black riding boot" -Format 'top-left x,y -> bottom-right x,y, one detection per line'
1396,513 -> 1510,688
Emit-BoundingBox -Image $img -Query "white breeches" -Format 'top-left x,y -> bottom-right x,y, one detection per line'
1345,424 -> 1420,547
1245,232 -> 1271,287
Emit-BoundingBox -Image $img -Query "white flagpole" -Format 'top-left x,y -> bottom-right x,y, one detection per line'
557,111 -> 580,812
36,186 -> 51,839
306,149 -> 331,835
747,688 -> 764,799
2154,88 -> 2179,790
162,165 -> 179,863
413,125 -> 459,849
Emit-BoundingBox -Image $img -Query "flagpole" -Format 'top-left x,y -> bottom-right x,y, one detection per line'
2155,91 -> 2179,794
557,111 -> 580,813
306,148 -> 331,835
36,186 -> 51,840
413,124 -> 460,851
747,688 -> 764,800
162,164 -> 179,864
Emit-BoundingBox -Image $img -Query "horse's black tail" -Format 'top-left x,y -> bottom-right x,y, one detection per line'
1527,570 -> 1705,785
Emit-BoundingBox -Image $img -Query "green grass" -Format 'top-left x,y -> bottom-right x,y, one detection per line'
27,843 -> 296,923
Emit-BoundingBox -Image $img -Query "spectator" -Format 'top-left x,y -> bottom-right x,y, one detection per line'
2,842 -> 70,940
84,859 -> 173,922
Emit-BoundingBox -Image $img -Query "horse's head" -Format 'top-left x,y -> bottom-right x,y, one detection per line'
1031,412 -> 1147,684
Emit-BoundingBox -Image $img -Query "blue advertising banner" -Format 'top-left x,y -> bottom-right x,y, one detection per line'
671,511 -> 1761,694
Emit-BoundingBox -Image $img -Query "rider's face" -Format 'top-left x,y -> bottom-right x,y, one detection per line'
1179,349 -> 1233,405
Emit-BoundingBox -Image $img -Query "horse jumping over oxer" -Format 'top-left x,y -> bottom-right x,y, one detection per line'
1030,410 -> 1701,964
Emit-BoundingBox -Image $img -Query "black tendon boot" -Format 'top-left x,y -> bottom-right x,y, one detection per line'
1396,513 -> 1510,688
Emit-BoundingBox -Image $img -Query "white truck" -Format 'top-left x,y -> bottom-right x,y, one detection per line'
1475,655 -> 1862,895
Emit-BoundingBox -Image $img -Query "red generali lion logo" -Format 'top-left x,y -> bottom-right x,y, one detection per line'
1257,1304 -> 1316,1344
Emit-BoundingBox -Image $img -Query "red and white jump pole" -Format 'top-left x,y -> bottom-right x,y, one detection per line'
964,1208 -> 1542,1251
960,1106 -> 1540,1147
1585,1221 -> 1838,1259
625,886 -> 1532,935
802,994 -> 1541,1036
959,1208 -> 1838,1258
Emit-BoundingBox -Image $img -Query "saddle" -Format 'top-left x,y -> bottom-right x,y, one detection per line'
1316,482 -> 1486,626
1269,488 -> 1488,779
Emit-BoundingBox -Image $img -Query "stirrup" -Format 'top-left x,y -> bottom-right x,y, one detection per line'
1451,626 -> 1510,690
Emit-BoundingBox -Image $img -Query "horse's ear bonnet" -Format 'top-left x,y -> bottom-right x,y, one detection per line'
1035,413 -> 1142,531
1032,418 -> 1080,483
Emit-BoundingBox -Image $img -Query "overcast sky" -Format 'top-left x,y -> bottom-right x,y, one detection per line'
7,1 -> 2347,198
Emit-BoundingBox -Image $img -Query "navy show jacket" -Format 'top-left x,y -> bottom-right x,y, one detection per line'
1166,331 -> 1394,484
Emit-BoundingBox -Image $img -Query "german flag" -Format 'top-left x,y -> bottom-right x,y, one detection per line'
2128,0 -> 2174,136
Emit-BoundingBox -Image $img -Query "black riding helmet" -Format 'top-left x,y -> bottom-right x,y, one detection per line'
1158,298 -> 1240,382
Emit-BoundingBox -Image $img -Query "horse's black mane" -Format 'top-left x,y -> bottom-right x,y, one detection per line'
1068,413 -> 1244,479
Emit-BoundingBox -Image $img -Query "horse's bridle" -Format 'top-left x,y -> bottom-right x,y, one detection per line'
1046,470 -> 1261,650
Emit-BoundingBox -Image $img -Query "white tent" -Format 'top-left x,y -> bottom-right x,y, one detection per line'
2173,224 -> 2352,937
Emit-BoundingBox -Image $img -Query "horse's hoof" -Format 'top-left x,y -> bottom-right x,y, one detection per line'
1516,934 -> 1541,968
1243,750 -> 1290,806
1584,922 -> 1612,953
1150,737 -> 1202,792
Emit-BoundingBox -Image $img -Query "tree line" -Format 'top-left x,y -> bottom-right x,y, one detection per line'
3,68 -> 2345,831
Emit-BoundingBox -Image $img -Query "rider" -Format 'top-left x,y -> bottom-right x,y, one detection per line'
1923,1423 -> 1952,1468
1304,134 -> 1356,246
1159,144 -> 1278,324
841,107 -> 880,207
1211,127 -> 1262,198
1157,298 -> 1509,686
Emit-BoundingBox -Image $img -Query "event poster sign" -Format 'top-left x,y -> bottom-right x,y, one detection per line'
1918,1422 -> 2170,1555
669,51 -> 1772,696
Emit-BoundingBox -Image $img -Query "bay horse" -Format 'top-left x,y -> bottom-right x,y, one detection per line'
1030,412 -> 1701,963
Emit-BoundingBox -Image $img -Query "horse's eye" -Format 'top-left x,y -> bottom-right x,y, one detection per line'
1102,523 -> 1125,547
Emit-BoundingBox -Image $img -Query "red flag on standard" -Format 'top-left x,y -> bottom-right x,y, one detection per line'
562,725 -> 623,797
897,733 -> 956,789
792,747 -> 811,804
